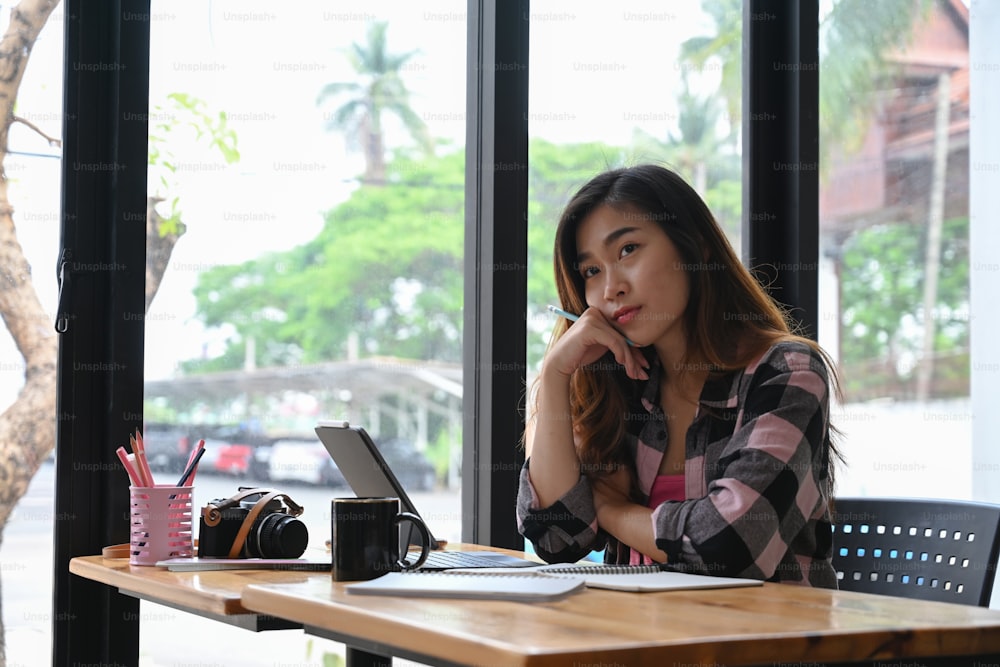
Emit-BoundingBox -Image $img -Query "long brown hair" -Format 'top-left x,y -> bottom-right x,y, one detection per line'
538,164 -> 841,486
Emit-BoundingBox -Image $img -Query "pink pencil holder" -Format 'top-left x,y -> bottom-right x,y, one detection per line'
129,485 -> 194,565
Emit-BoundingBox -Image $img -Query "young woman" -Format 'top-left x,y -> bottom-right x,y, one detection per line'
517,164 -> 839,588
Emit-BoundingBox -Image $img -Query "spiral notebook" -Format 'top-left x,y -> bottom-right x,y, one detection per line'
346,564 -> 763,598
542,564 -> 763,592
347,571 -> 585,601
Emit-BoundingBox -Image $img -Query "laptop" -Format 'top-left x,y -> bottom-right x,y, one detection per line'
314,420 -> 539,570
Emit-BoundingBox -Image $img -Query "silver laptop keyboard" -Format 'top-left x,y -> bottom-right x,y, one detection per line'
407,550 -> 529,570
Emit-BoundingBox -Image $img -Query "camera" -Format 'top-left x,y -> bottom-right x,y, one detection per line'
199,487 -> 309,559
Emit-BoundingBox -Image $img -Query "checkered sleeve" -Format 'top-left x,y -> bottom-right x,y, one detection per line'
652,344 -> 832,581
516,459 -> 605,563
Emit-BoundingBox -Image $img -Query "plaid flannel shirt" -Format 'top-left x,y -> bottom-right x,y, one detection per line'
517,340 -> 838,588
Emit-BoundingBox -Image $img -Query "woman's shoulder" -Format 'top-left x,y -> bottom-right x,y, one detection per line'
746,337 -> 832,378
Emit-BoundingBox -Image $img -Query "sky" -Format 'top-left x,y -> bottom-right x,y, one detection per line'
0,0 -> 718,406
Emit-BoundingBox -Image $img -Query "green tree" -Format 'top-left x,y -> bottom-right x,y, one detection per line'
145,92 -> 239,309
679,0 -> 742,142
317,21 -> 432,184
184,139 -> 646,374
185,149 -> 465,372
839,216 -> 969,399
630,71 -> 742,244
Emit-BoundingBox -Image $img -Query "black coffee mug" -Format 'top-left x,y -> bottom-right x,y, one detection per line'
331,497 -> 431,581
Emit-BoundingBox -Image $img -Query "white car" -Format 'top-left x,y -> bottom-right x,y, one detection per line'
267,438 -> 346,487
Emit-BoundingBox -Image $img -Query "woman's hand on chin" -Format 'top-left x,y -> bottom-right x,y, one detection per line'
545,308 -> 649,381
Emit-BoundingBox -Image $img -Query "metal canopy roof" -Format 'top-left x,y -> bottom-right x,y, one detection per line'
144,357 -> 463,407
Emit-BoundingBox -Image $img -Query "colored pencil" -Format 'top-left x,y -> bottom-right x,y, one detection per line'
115,446 -> 143,486
129,432 -> 154,487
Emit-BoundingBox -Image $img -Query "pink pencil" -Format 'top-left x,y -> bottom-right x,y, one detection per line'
184,438 -> 204,468
129,433 -> 154,487
136,429 -> 156,486
185,439 -> 206,486
115,446 -> 143,486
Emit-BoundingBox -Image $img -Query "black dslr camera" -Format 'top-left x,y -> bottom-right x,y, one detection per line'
198,487 -> 309,559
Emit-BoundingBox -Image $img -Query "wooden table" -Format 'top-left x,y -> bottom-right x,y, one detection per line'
68,554 -> 312,631
241,574 -> 1000,667
72,549 -> 1000,667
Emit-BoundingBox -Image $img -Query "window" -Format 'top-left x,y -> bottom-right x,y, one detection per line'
138,3 -> 467,662
526,1 -> 742,394
0,4 -> 64,663
817,0 -> 978,500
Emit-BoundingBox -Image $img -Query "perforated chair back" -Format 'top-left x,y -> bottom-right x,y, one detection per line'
832,497 -> 1000,607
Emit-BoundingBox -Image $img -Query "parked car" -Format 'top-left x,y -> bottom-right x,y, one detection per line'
141,422 -> 192,474
185,437 -> 228,478
376,437 -> 437,492
212,443 -> 254,477
248,443 -> 273,482
193,424 -> 273,480
268,438 -> 347,487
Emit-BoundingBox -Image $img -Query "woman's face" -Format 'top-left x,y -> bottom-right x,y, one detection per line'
574,204 -> 691,352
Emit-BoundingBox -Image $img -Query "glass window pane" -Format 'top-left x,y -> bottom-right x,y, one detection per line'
525,2 -> 741,560
142,3 -> 465,662
528,2 -> 742,374
0,4 -> 64,662
818,0 -> 972,498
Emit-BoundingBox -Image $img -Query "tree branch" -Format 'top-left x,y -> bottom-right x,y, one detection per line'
11,114 -> 61,147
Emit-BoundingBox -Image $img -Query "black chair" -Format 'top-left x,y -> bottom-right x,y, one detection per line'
831,497 -> 1000,607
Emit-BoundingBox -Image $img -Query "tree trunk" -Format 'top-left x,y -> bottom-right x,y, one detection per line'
364,122 -> 386,183
0,0 -> 62,526
145,196 -> 185,310
0,4 -> 62,663
915,71 -> 951,402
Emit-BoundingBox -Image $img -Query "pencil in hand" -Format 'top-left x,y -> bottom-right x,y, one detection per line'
546,304 -> 639,347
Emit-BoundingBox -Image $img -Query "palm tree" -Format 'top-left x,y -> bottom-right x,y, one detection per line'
634,71 -> 734,194
317,21 -> 432,184
679,0 -> 742,144
680,0 -> 933,162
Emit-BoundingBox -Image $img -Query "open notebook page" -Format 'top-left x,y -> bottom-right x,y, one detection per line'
440,563 -> 764,592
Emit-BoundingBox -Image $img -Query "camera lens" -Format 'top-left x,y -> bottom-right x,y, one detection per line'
252,513 -> 309,558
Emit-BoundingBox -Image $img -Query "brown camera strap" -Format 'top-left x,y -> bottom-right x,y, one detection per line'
223,490 -> 282,558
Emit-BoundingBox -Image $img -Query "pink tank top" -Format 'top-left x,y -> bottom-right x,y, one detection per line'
648,473 -> 685,508
629,474 -> 684,565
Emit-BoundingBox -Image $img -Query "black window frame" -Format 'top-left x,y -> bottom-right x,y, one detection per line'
744,0 -> 820,339
52,0 -> 820,661
53,1 -> 149,665
461,0 -> 530,548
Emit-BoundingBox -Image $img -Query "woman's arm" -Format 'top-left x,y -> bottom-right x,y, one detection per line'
526,368 -> 582,507
592,473 -> 668,562
526,308 -> 647,507
652,345 -> 832,579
